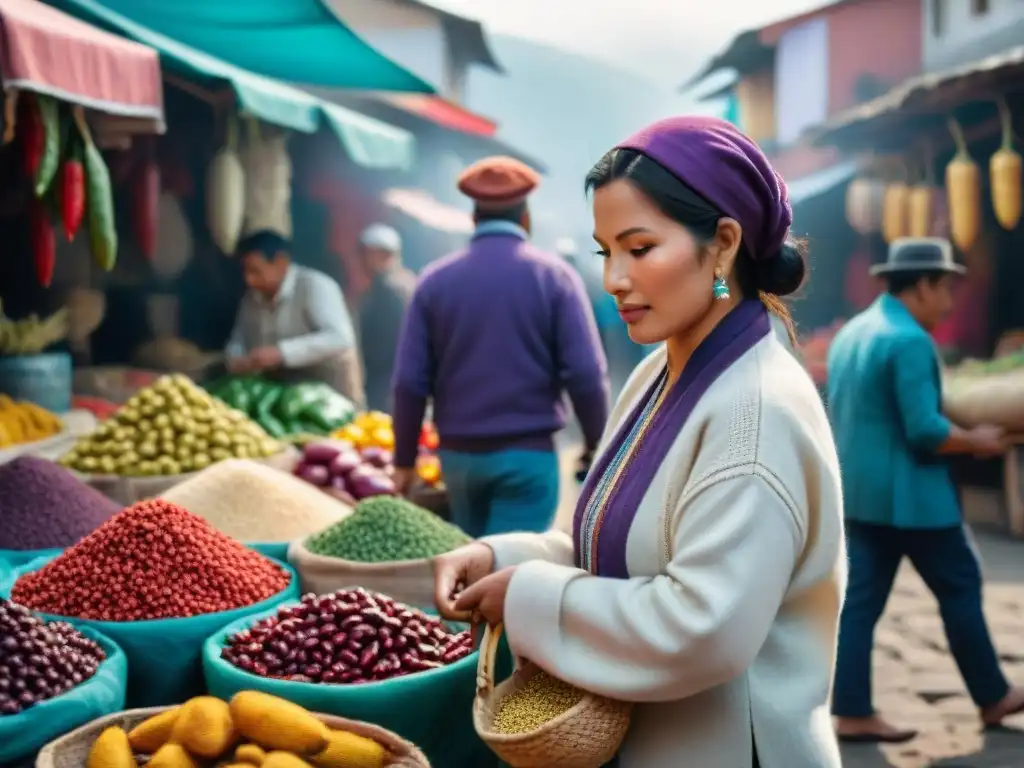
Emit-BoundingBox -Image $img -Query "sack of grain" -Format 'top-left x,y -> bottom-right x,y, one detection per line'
287,496 -> 472,610
944,367 -> 1024,430
160,458 -> 353,543
287,538 -> 436,610
84,447 -> 300,506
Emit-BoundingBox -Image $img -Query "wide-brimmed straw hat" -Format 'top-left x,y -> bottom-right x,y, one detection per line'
869,237 -> 966,276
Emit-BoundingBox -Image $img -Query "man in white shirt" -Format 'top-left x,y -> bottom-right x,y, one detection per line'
358,224 -> 416,412
225,230 -> 364,404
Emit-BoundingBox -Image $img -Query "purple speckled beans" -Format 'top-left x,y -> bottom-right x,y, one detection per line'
221,588 -> 474,685
0,457 -> 119,551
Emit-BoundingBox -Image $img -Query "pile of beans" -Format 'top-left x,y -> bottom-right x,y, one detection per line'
0,598 -> 106,716
305,496 -> 470,562
220,588 -> 473,684
10,500 -> 291,621
492,671 -> 584,735
0,456 -> 119,551
160,459 -> 350,542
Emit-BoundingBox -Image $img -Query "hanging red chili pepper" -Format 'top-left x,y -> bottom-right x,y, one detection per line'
19,94 -> 45,178
133,157 -> 160,261
30,198 -> 56,288
60,128 -> 86,242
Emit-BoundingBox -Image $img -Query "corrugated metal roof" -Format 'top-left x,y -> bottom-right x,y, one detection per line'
813,45 -> 1024,145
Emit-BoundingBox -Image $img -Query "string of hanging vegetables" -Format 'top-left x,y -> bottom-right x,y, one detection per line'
6,91 -> 118,287
845,155 -> 886,236
881,158 -> 910,244
206,113 -> 245,255
907,140 -> 936,239
945,116 -> 981,252
132,137 -> 160,261
990,98 -> 1021,231
73,107 -> 118,273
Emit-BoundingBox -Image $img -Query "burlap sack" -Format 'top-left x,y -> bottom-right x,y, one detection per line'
287,537 -> 436,609
80,446 -> 300,506
944,368 -> 1024,430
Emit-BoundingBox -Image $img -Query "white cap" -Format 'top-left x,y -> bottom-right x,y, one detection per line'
359,224 -> 402,252
555,237 -> 577,257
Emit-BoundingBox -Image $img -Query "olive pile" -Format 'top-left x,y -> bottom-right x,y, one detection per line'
0,598 -> 106,716
60,374 -> 281,476
492,671 -> 584,735
306,496 -> 471,562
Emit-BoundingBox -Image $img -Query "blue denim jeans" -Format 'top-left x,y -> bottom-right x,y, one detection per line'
832,521 -> 1009,716
439,449 -> 559,538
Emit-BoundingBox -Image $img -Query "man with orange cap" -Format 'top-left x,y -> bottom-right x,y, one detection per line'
390,156 -> 609,537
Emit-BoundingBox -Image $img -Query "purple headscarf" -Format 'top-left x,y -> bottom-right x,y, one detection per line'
617,116 -> 792,261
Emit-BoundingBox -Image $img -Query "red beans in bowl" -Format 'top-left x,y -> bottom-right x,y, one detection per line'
220,588 -> 473,684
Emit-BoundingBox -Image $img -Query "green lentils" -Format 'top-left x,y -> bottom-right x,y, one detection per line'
492,671 -> 584,734
306,496 -> 472,562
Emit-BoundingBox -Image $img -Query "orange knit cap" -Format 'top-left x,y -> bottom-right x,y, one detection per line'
457,155 -> 540,210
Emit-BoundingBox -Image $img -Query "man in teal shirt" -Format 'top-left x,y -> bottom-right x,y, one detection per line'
828,238 -> 1023,742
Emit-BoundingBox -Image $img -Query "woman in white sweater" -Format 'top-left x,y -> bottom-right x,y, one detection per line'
433,117 -> 846,767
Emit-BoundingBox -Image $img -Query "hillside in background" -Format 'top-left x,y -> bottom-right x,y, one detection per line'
464,34 -> 720,252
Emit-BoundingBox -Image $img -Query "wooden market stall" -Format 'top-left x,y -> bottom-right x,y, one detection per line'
0,0 -> 164,456
812,46 -> 1024,537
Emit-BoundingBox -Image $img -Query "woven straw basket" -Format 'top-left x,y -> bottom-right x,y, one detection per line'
35,706 -> 431,768
473,623 -> 632,768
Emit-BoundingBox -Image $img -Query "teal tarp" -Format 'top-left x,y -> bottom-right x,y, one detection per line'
47,0 -> 416,170
55,0 -> 434,93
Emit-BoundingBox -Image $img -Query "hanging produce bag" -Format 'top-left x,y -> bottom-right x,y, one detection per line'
1,555 -> 300,708
206,116 -> 245,254
944,366 -> 1024,431
0,625 -> 127,764
203,603 -> 496,768
287,537 -> 436,611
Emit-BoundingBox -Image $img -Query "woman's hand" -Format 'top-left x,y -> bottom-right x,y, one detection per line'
453,567 -> 518,627
432,542 -> 495,621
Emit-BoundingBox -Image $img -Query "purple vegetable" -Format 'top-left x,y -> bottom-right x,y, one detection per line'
329,450 -> 362,478
360,446 -> 393,469
296,462 -> 331,487
303,440 -> 354,466
348,468 -> 397,500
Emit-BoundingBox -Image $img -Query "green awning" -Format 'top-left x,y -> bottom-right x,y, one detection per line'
48,0 -> 415,170
55,0 -> 434,94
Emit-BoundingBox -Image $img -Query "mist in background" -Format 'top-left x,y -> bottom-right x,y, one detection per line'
428,0 -> 824,256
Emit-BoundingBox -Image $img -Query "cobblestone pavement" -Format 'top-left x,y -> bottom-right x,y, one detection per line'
554,438 -> 1024,768
842,535 -> 1024,768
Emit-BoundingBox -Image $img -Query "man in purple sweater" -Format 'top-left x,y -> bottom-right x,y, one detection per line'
391,156 -> 610,537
